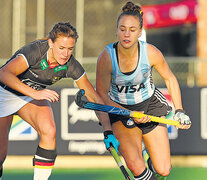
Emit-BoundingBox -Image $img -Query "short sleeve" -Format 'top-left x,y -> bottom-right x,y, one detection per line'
16,41 -> 43,66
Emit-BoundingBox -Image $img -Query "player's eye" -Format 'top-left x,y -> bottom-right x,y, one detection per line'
130,28 -> 136,32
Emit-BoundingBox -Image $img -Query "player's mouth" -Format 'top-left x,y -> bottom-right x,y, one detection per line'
123,39 -> 131,43
61,57 -> 68,61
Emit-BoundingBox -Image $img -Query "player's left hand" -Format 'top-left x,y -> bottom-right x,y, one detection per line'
173,109 -> 191,129
133,111 -> 151,124
104,130 -> 120,152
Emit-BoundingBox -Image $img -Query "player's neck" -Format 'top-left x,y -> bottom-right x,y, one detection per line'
47,48 -> 58,66
118,41 -> 138,58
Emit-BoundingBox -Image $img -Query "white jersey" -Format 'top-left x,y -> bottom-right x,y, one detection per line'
106,41 -> 155,105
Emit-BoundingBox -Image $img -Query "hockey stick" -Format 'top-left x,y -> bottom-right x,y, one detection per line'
75,89 -> 180,126
109,146 -> 131,180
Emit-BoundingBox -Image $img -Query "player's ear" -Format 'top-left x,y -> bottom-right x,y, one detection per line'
138,29 -> 143,38
48,39 -> 54,49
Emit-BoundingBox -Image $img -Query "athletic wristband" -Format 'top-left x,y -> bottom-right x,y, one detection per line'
104,130 -> 113,139
175,109 -> 185,114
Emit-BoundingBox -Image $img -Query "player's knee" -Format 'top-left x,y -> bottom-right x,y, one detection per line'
156,163 -> 171,177
126,159 -> 143,175
47,126 -> 56,138
126,160 -> 136,172
39,124 -> 56,141
45,128 -> 56,140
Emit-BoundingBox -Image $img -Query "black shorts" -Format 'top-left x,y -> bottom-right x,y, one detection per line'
109,88 -> 172,134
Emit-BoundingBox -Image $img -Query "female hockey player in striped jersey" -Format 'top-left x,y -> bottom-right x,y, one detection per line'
96,1 -> 191,180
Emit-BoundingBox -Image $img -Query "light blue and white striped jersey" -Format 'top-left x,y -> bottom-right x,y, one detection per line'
106,41 -> 155,105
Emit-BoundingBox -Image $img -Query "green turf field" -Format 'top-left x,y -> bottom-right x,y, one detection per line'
3,167 -> 207,180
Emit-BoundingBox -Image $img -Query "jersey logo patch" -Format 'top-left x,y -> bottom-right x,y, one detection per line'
40,58 -> 49,70
54,65 -> 68,73
116,83 -> 145,93
52,76 -> 62,83
127,118 -> 135,126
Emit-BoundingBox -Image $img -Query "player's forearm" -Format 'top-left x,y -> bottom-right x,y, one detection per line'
0,70 -> 36,97
95,111 -> 112,131
165,76 -> 183,110
84,90 -> 114,131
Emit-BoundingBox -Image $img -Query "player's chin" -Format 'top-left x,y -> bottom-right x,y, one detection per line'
59,58 -> 69,65
120,41 -> 132,49
122,44 -> 131,49
58,61 -> 67,65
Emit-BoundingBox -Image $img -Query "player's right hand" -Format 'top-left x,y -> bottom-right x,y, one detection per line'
104,130 -> 120,152
32,89 -> 60,102
173,109 -> 191,129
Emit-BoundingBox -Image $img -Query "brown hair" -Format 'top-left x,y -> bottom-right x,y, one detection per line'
48,22 -> 78,42
117,1 -> 143,29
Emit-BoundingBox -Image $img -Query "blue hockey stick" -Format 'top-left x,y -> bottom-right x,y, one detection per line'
75,89 -> 180,126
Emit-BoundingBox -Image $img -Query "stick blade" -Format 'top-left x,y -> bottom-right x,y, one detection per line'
75,89 -> 86,108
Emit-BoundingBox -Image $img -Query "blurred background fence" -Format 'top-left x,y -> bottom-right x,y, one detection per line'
0,0 -> 201,88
